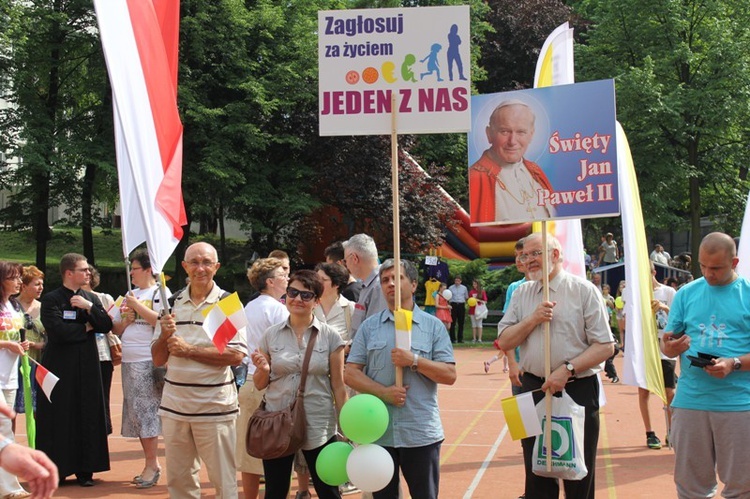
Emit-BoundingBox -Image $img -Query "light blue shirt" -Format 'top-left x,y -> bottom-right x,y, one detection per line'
667,276 -> 750,412
347,306 -> 455,448
503,277 -> 526,362
448,284 -> 469,303
502,277 -> 526,314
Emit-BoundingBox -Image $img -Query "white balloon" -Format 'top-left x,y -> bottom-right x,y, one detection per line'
442,289 -> 453,301
346,444 -> 394,492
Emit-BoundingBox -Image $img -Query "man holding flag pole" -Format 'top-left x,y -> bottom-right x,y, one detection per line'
498,233 -> 614,499
152,242 -> 247,499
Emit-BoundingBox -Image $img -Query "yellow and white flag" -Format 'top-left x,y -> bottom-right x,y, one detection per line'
533,22 -> 586,279
617,123 -> 667,403
394,309 -> 412,350
501,392 -> 543,441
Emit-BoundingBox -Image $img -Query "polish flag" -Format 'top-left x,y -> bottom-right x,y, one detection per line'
202,293 -> 248,354
93,0 -> 186,274
35,364 -> 60,403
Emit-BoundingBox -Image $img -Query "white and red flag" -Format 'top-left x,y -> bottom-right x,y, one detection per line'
202,293 -> 248,354
94,0 -> 186,274
34,363 -> 60,403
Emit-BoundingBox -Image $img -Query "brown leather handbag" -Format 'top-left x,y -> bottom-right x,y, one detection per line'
246,330 -> 318,460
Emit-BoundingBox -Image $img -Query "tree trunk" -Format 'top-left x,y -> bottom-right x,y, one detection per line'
33,173 -> 50,273
219,200 -> 226,263
34,0 -> 64,273
173,209 -> 191,289
82,162 -> 96,265
689,173 -> 701,277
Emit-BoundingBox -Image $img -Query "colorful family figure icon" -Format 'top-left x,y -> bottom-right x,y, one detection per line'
420,43 -> 443,81
447,24 -> 467,81
419,24 -> 467,82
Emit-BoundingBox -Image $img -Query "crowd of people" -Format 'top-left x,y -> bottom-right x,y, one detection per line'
0,229 -> 747,499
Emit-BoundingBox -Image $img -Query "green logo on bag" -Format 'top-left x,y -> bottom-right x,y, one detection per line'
536,416 -> 575,461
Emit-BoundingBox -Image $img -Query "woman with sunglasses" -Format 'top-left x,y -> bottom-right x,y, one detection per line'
251,270 -> 347,499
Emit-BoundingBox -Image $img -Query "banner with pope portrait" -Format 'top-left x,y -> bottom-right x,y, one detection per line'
468,80 -> 619,226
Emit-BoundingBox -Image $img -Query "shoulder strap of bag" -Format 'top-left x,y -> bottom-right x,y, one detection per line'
297,329 -> 319,398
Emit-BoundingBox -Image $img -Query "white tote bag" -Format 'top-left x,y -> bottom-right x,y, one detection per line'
531,390 -> 588,481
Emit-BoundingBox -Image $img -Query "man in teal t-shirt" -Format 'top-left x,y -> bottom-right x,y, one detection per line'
662,232 -> 750,498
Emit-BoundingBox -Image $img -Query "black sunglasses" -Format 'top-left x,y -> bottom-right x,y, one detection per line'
286,287 -> 316,302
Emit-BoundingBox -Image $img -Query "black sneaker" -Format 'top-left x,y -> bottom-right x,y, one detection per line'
647,433 -> 662,449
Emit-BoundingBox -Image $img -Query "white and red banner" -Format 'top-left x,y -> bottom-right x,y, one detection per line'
34,363 -> 60,403
94,0 -> 186,274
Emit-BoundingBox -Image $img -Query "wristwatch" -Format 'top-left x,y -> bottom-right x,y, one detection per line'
411,353 -> 419,372
733,357 -> 742,371
564,361 -> 576,377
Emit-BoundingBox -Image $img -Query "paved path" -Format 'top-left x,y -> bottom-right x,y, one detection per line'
16,347 -> 686,498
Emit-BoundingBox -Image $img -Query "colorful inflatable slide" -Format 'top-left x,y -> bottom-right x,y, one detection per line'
403,152 -> 531,263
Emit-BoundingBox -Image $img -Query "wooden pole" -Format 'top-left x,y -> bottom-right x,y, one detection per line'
542,223 -> 552,472
391,92 -> 403,388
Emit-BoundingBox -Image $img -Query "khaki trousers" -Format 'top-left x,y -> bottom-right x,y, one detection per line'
162,417 -> 238,499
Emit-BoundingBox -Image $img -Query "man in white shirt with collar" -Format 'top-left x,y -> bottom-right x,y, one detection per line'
498,233 -> 614,499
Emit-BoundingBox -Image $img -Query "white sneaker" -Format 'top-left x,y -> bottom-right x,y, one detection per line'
339,482 -> 360,495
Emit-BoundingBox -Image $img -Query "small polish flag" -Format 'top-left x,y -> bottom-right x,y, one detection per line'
35,364 -> 60,403
201,293 -> 247,354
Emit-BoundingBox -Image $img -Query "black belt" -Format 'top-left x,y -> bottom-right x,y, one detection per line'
523,372 -> 594,384
175,320 -> 203,326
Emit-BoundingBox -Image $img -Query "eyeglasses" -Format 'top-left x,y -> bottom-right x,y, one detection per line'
185,260 -> 217,268
272,272 -> 289,280
74,268 -> 92,273
286,287 -> 316,302
519,250 -> 548,263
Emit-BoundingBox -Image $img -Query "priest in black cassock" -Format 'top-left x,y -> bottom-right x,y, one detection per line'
38,253 -> 112,487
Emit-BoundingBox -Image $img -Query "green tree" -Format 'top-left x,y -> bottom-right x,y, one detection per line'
574,0 -> 750,273
0,0 -> 115,270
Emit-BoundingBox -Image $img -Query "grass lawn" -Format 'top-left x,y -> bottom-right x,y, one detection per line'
0,228 -> 149,269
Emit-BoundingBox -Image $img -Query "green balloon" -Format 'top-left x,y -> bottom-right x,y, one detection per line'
340,394 -> 389,444
316,442 -> 353,486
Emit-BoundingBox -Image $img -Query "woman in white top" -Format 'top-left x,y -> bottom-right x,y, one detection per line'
0,261 -> 31,499
313,263 -> 355,341
112,250 -> 169,489
237,257 -> 289,499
